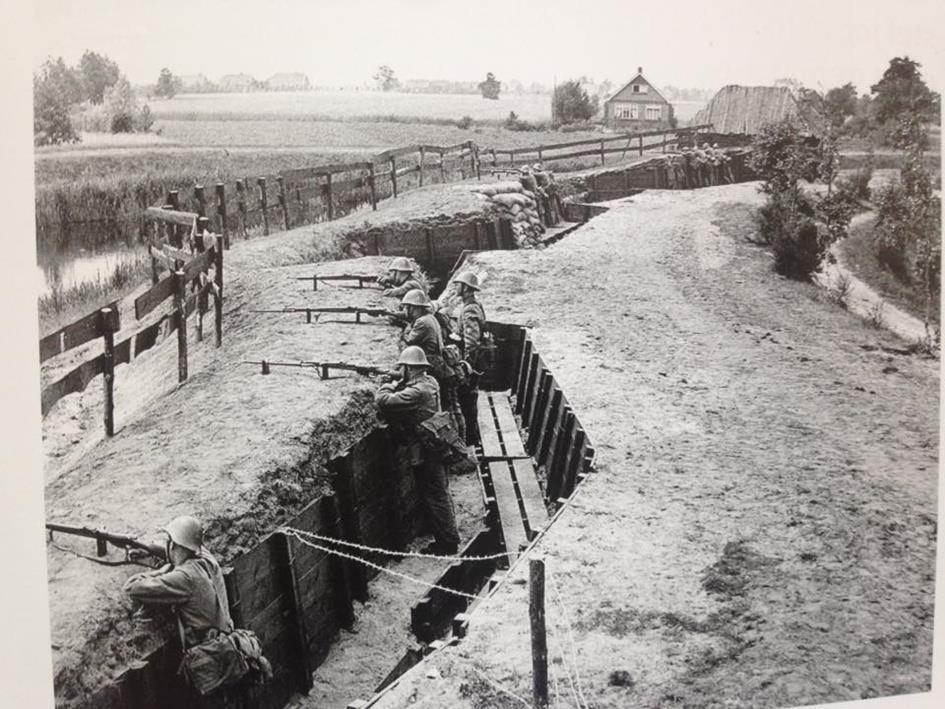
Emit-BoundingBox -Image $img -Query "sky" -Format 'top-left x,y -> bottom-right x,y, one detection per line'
33,0 -> 945,95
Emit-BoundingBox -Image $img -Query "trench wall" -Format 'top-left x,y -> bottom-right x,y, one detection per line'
87,426 -> 423,709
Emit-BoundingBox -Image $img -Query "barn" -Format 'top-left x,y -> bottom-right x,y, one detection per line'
603,67 -> 675,130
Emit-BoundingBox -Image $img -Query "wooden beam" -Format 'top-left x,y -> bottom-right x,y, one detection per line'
144,207 -> 197,227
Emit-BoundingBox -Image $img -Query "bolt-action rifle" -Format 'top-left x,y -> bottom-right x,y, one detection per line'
295,274 -> 380,290
242,359 -> 397,379
46,522 -> 166,566
250,305 -> 407,324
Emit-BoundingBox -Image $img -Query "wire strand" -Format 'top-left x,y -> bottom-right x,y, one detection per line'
548,570 -> 590,709
284,531 -> 480,600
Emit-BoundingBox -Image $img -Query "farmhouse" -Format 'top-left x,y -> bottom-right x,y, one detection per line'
218,73 -> 256,92
603,67 -> 675,130
692,85 -> 799,134
266,72 -> 312,91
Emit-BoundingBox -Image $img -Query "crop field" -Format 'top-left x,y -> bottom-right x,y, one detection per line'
148,90 -> 554,122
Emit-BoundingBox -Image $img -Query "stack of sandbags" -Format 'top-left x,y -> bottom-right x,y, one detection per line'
468,180 -> 544,248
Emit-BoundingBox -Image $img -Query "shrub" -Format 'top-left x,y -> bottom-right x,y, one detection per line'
110,112 -> 134,134
504,111 -> 543,132
456,115 -> 474,130
552,80 -> 598,126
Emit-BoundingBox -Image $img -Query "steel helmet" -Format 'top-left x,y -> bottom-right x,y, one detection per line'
165,515 -> 203,553
401,289 -> 431,308
454,271 -> 481,291
390,257 -> 414,273
398,346 -> 431,367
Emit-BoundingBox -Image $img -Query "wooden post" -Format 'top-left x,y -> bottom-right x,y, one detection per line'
474,144 -> 481,180
100,307 -> 119,437
215,183 -> 229,249
491,148 -> 497,170
510,151 -> 516,167
194,217 -> 211,344
258,177 -> 269,235
194,185 -> 206,221
537,147 -> 543,163
530,556 -> 548,709
235,179 -> 248,237
277,175 -> 289,230
638,134 -> 644,156
419,146 -> 425,186
277,532 -> 314,693
368,163 -> 378,210
600,139 -> 605,165
390,156 -> 398,198
325,173 -> 334,220
213,231 -> 223,348
438,150 -> 446,183
468,141 -> 476,178
167,191 -> 181,248
425,227 -> 435,268
173,270 -> 188,383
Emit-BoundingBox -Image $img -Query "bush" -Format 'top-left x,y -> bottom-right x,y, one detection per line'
456,115 -> 474,130
110,112 -> 134,134
552,80 -> 598,126
504,111 -> 544,132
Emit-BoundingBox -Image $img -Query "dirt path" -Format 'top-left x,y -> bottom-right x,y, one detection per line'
374,183 -> 938,708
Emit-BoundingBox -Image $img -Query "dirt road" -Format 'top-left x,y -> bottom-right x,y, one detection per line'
375,183 -> 938,708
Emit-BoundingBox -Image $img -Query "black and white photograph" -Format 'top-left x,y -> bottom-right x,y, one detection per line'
1,1 -> 943,707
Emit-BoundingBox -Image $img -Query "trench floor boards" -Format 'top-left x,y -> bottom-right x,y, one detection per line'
477,392 -> 550,558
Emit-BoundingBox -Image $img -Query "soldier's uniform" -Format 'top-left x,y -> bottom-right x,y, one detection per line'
383,277 -> 426,298
376,372 -> 460,552
124,549 -> 233,648
457,296 -> 486,445
401,312 -> 443,356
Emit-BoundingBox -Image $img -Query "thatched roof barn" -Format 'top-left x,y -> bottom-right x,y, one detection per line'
692,85 -> 799,134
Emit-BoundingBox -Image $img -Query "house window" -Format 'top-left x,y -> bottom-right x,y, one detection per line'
632,84 -> 648,94
645,104 -> 662,120
613,103 -> 636,119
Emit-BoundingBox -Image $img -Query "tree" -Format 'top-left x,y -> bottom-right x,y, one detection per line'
870,57 -> 939,132
155,68 -> 181,99
78,50 -> 121,104
373,65 -> 400,92
38,57 -> 83,105
552,80 -> 598,126
479,72 -> 501,100
104,76 -> 138,133
33,67 -> 79,146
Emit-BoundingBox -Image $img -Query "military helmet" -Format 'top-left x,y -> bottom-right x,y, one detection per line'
454,271 -> 481,291
398,346 -> 431,367
165,515 -> 203,553
401,289 -> 431,308
389,257 -> 414,273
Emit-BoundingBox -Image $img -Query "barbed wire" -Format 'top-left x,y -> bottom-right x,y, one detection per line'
546,606 -> 583,709
283,530 -> 480,600
548,570 -> 590,709
279,526 -> 517,562
449,655 -> 533,709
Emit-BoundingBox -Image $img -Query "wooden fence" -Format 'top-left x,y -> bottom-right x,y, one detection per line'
40,211 -> 224,431
479,124 -> 714,170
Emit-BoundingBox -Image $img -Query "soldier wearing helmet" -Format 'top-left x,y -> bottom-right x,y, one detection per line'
377,257 -> 426,298
400,289 -> 443,357
123,515 -> 233,649
375,346 -> 460,554
453,271 -> 487,445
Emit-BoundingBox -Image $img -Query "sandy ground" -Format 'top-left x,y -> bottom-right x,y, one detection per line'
42,180 -> 497,705
374,183 -> 938,709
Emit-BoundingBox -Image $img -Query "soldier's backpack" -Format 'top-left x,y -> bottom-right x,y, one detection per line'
177,619 -> 272,696
428,344 -> 469,388
417,411 -> 477,473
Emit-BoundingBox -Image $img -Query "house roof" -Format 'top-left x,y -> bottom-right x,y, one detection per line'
691,85 -> 799,133
605,68 -> 670,105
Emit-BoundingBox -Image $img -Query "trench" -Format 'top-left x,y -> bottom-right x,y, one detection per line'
76,153 -> 759,708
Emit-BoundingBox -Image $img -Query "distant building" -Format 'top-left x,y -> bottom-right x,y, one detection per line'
178,74 -> 214,93
265,72 -> 312,91
691,85 -> 799,133
603,68 -> 675,130
219,73 -> 256,92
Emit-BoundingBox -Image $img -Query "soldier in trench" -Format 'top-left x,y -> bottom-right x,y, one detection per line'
377,257 -> 426,298
400,289 -> 466,439
453,271 -> 488,446
375,346 -> 460,555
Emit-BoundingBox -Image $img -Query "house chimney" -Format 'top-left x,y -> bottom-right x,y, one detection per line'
638,66 -> 643,75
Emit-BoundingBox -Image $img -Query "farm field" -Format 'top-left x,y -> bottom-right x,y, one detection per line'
148,89 -> 555,122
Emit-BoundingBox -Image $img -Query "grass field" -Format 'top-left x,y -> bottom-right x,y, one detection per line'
148,90 -> 554,122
